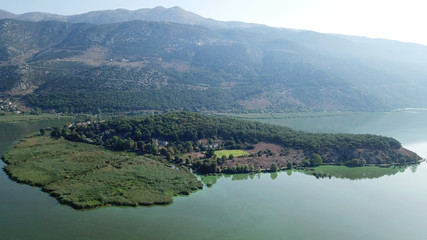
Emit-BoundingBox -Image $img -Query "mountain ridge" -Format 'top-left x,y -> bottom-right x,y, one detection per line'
1,7 -> 427,113
2,7 -> 426,48
0,6 -> 261,29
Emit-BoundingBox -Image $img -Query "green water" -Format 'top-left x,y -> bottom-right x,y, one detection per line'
1,110 -> 427,240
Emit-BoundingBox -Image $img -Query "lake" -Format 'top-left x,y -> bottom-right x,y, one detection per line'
1,110 -> 427,240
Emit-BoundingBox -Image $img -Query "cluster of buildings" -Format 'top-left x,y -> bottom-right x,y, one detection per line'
0,98 -> 18,112
198,139 -> 224,149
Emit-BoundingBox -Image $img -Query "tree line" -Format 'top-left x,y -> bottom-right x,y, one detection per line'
46,112 -> 408,173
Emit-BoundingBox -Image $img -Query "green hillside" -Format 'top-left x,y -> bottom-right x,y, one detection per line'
1,8 -> 427,113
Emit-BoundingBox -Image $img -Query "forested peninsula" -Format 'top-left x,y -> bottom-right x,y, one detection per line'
2,112 -> 421,209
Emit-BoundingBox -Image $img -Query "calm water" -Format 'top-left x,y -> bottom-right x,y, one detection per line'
1,110 -> 427,240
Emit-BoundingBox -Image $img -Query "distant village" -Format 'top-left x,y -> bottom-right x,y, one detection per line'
0,98 -> 19,113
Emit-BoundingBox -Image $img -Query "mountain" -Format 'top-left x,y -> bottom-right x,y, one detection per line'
1,7 -> 427,113
0,9 -> 16,19
0,6 -> 258,28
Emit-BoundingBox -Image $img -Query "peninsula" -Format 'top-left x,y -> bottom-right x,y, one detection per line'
2,112 -> 421,209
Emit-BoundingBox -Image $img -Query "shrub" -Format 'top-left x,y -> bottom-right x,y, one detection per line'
270,163 -> 278,172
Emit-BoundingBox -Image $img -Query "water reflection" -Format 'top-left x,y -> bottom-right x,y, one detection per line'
410,164 -> 418,173
200,173 -> 264,186
199,175 -> 220,187
232,174 -> 249,181
270,172 -> 278,180
295,164 -> 416,180
199,164 -> 418,186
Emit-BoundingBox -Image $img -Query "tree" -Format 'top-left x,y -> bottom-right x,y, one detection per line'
270,163 -> 278,172
124,138 -> 135,150
160,148 -> 172,160
137,141 -> 145,152
302,159 -> 311,167
346,158 -> 366,167
287,162 -> 293,169
242,164 -> 249,173
40,128 -> 46,136
107,136 -> 125,151
398,157 -> 407,165
228,154 -> 234,160
34,107 -> 41,115
218,155 -> 227,164
183,141 -> 193,153
310,154 -> 322,167
205,148 -> 215,158
146,143 -> 158,155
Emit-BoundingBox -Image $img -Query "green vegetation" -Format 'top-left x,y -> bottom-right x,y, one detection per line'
52,112 -> 403,153
0,112 -> 75,123
214,150 -> 250,159
270,163 -> 278,172
3,17 -> 427,114
2,111 -> 421,208
25,89 -> 240,113
310,154 -> 323,167
47,112 -> 418,174
346,158 -> 367,167
2,134 -> 202,209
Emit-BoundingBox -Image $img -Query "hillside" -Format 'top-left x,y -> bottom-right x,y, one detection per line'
0,6 -> 258,28
1,7 -> 427,112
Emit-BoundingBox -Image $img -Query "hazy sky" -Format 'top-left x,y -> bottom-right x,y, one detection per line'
2,0 -> 427,46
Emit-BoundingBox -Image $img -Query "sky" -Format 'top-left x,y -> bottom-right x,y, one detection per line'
1,0 -> 427,46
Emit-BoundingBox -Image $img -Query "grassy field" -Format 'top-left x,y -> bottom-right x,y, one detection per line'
214,150 -> 250,158
3,134 -> 202,209
0,112 -> 117,123
0,113 -> 74,122
0,112 -> 78,123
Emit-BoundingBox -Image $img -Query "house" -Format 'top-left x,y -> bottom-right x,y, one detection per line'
154,139 -> 169,148
199,138 -> 223,149
75,121 -> 92,127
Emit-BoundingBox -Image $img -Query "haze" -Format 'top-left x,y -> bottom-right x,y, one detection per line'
2,0 -> 427,46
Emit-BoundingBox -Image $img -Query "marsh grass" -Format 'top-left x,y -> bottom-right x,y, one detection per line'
3,135 -> 202,209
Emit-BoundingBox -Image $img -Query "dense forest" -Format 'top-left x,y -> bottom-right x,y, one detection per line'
25,89 -> 240,113
48,112 -> 418,174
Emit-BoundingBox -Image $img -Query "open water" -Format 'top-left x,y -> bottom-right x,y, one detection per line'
1,110 -> 427,239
